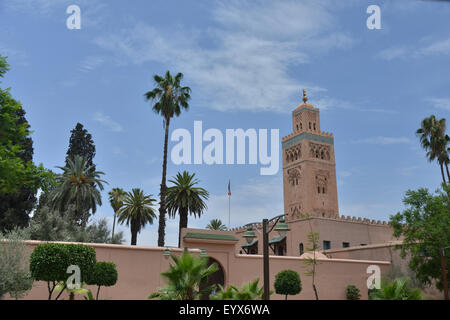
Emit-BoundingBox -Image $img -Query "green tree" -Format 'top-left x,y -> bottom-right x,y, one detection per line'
117,188 -> 157,245
166,171 -> 209,247
0,105 -> 37,232
49,155 -> 107,226
145,71 -> 191,247
301,213 -> 321,300
206,219 -> 227,231
274,270 -> 302,300
369,278 -> 422,300
25,206 -> 124,244
0,55 -> 53,204
86,261 -> 118,300
66,122 -> 96,171
210,279 -> 268,300
390,186 -> 450,297
108,187 -> 126,240
149,251 -> 218,300
345,284 -> 361,300
29,243 -> 96,300
416,115 -> 450,184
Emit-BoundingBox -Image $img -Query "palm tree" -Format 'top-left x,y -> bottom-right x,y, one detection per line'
166,171 -> 209,247
370,278 -> 422,300
417,115 -> 450,185
117,188 -> 157,245
50,155 -> 107,226
148,251 -> 218,300
108,188 -> 126,240
206,219 -> 227,231
145,71 -> 191,247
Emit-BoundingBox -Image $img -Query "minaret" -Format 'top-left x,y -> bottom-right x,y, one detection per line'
282,90 -> 339,221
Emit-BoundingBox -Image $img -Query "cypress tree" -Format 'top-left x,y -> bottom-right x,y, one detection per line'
65,123 -> 96,171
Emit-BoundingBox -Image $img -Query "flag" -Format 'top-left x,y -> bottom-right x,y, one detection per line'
228,180 -> 231,196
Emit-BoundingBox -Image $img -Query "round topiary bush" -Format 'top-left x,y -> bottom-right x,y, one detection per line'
346,284 -> 361,300
29,243 -> 96,299
86,261 -> 118,299
274,269 -> 302,300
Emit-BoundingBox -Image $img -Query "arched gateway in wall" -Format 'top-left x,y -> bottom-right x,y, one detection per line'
199,258 -> 225,300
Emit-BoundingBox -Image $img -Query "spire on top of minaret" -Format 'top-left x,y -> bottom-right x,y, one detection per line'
302,89 -> 308,103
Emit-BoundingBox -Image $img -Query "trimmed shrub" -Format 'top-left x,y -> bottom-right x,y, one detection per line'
0,231 -> 34,299
345,285 -> 361,300
29,243 -> 96,299
86,261 -> 118,299
274,270 -> 302,300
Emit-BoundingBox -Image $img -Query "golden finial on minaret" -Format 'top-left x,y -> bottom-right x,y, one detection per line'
302,89 -> 308,103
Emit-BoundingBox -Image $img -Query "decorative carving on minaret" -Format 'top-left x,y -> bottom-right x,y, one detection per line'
287,167 -> 301,186
285,146 -> 301,163
283,90 -> 339,218
309,142 -> 330,160
315,170 -> 329,194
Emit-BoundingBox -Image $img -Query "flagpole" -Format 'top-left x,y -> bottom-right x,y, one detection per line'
228,180 -> 231,229
228,193 -> 231,229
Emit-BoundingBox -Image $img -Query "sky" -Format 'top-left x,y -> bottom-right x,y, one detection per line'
0,0 -> 449,246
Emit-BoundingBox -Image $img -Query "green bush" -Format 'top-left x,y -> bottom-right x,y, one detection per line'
369,278 -> 422,300
86,261 -> 118,299
210,279 -> 267,300
274,270 -> 302,300
345,285 -> 361,300
0,230 -> 34,299
29,243 -> 96,299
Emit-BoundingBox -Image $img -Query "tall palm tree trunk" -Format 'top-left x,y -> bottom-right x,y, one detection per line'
445,163 -> 450,183
111,211 -> 116,240
440,162 -> 447,185
158,117 -> 170,247
178,208 -> 188,248
131,220 -> 138,245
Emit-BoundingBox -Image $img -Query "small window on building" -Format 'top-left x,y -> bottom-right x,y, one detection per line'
318,186 -> 321,193
300,123 -> 303,129
360,243 -> 367,246
343,242 -> 350,248
296,124 -> 299,131
299,243 -> 304,255
313,123 -> 316,130
323,241 -> 331,250
309,122 -> 311,129
322,187 -> 326,194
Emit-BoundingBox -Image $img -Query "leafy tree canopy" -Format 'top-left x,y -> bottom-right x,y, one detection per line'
390,185 -> 450,291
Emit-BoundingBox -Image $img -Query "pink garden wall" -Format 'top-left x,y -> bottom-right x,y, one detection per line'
6,234 -> 391,300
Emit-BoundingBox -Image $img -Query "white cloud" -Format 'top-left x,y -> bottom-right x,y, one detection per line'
79,56 -> 104,72
418,38 -> 450,56
377,38 -> 450,61
94,0 -> 354,113
194,175 -> 284,229
350,136 -> 412,145
428,98 -> 450,111
315,97 -> 396,114
93,112 -> 123,132
376,47 -> 408,61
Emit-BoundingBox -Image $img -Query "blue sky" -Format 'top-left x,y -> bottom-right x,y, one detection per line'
1,0 -> 449,246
